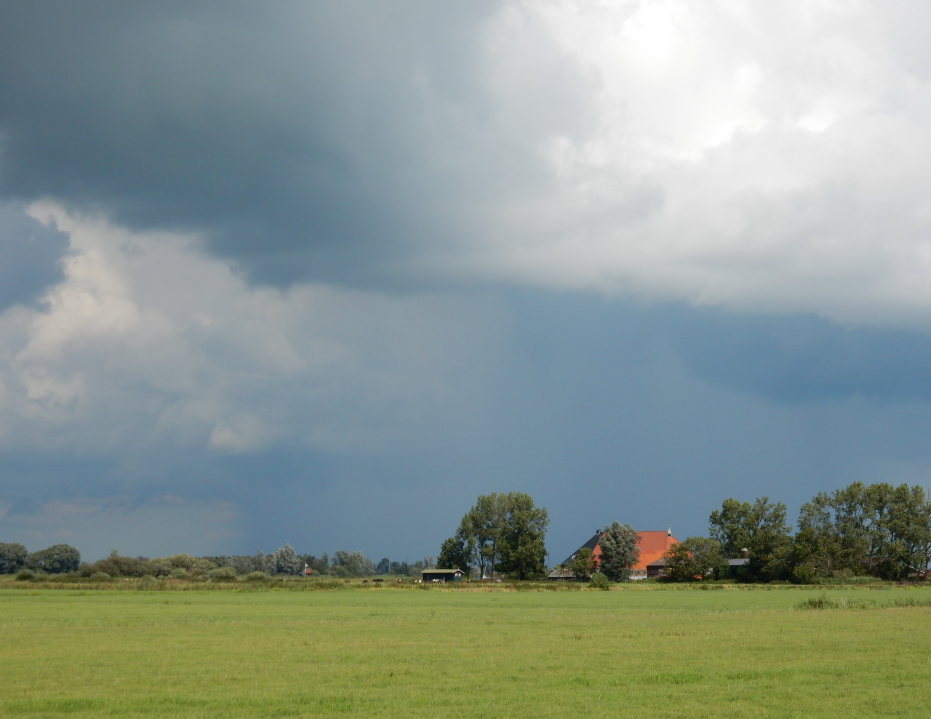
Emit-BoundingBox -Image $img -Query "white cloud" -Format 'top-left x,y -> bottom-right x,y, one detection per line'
437,0 -> 931,326
0,204 -> 501,458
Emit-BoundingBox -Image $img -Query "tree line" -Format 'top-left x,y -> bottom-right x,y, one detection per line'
0,541 -> 434,580
435,483 -> 931,584
6,481 -> 930,584
0,543 -> 81,576
664,481 -> 931,582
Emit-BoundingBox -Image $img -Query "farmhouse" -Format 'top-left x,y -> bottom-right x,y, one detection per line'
548,528 -> 680,580
422,568 -> 464,582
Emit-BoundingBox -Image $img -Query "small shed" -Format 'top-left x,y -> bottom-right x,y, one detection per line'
422,568 -> 464,582
646,557 -> 668,578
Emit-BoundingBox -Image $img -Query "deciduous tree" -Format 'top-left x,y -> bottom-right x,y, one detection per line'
447,492 -> 549,579
598,522 -> 639,581
437,533 -> 474,576
567,547 -> 596,579
27,544 -> 81,574
663,537 -> 727,582
496,493 -> 549,579
0,542 -> 28,574
271,544 -> 302,575
794,482 -> 931,580
330,550 -> 375,577
709,497 -> 792,581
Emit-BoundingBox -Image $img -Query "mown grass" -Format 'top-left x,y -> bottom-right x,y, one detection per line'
1,584 -> 930,718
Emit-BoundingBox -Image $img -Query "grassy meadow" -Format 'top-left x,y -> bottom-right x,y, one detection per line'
1,582 -> 930,718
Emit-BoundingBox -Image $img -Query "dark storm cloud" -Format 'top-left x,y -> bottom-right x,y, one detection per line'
4,281 -> 931,560
0,203 -> 68,310
7,1 -> 931,564
0,1 -> 588,285
667,309 -> 931,403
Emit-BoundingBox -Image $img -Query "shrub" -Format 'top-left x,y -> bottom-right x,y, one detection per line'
208,566 -> 238,581
90,571 -> 112,581
15,568 -> 36,581
83,551 -> 157,578
245,571 -> 270,582
589,572 -> 611,590
791,564 -> 817,584
27,544 -> 81,574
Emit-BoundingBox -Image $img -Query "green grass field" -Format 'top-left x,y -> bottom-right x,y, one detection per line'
1,583 -> 930,718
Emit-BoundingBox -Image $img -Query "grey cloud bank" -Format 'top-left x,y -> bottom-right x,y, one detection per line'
2,2 -> 931,562
5,1 -> 931,321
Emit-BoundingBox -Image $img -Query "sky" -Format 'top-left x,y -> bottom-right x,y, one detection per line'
3,1 -> 931,564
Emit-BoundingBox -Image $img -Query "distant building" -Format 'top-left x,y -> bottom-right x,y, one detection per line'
548,528 -> 680,580
725,549 -> 750,577
422,568 -> 464,582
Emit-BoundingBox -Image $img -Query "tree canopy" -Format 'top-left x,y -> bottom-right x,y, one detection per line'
794,482 -> 931,580
663,537 -> 727,582
26,544 -> 81,574
567,547 -> 596,580
0,542 -> 28,575
598,522 -> 639,581
440,492 -> 549,579
709,497 -> 792,581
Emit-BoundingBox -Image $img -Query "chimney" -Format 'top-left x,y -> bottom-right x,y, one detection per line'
740,548 -> 749,558
667,528 -> 672,536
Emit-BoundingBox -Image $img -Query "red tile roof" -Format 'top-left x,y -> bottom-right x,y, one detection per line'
555,529 -> 680,572
631,530 -> 679,570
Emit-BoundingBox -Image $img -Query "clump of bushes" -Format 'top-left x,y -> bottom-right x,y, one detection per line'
15,568 -> 36,581
208,566 -> 238,581
589,572 -> 611,590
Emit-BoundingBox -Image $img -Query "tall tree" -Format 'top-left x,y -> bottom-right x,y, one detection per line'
794,486 -> 870,578
437,533 -> 474,576
567,547 -> 596,580
0,542 -> 28,574
496,493 -> 549,579
663,537 -> 727,582
27,544 -> 81,574
709,497 -> 792,581
271,544 -> 302,575
448,492 -> 549,579
330,550 -> 375,577
598,522 -> 639,581
865,482 -> 931,579
459,493 -> 507,578
795,482 -> 931,580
